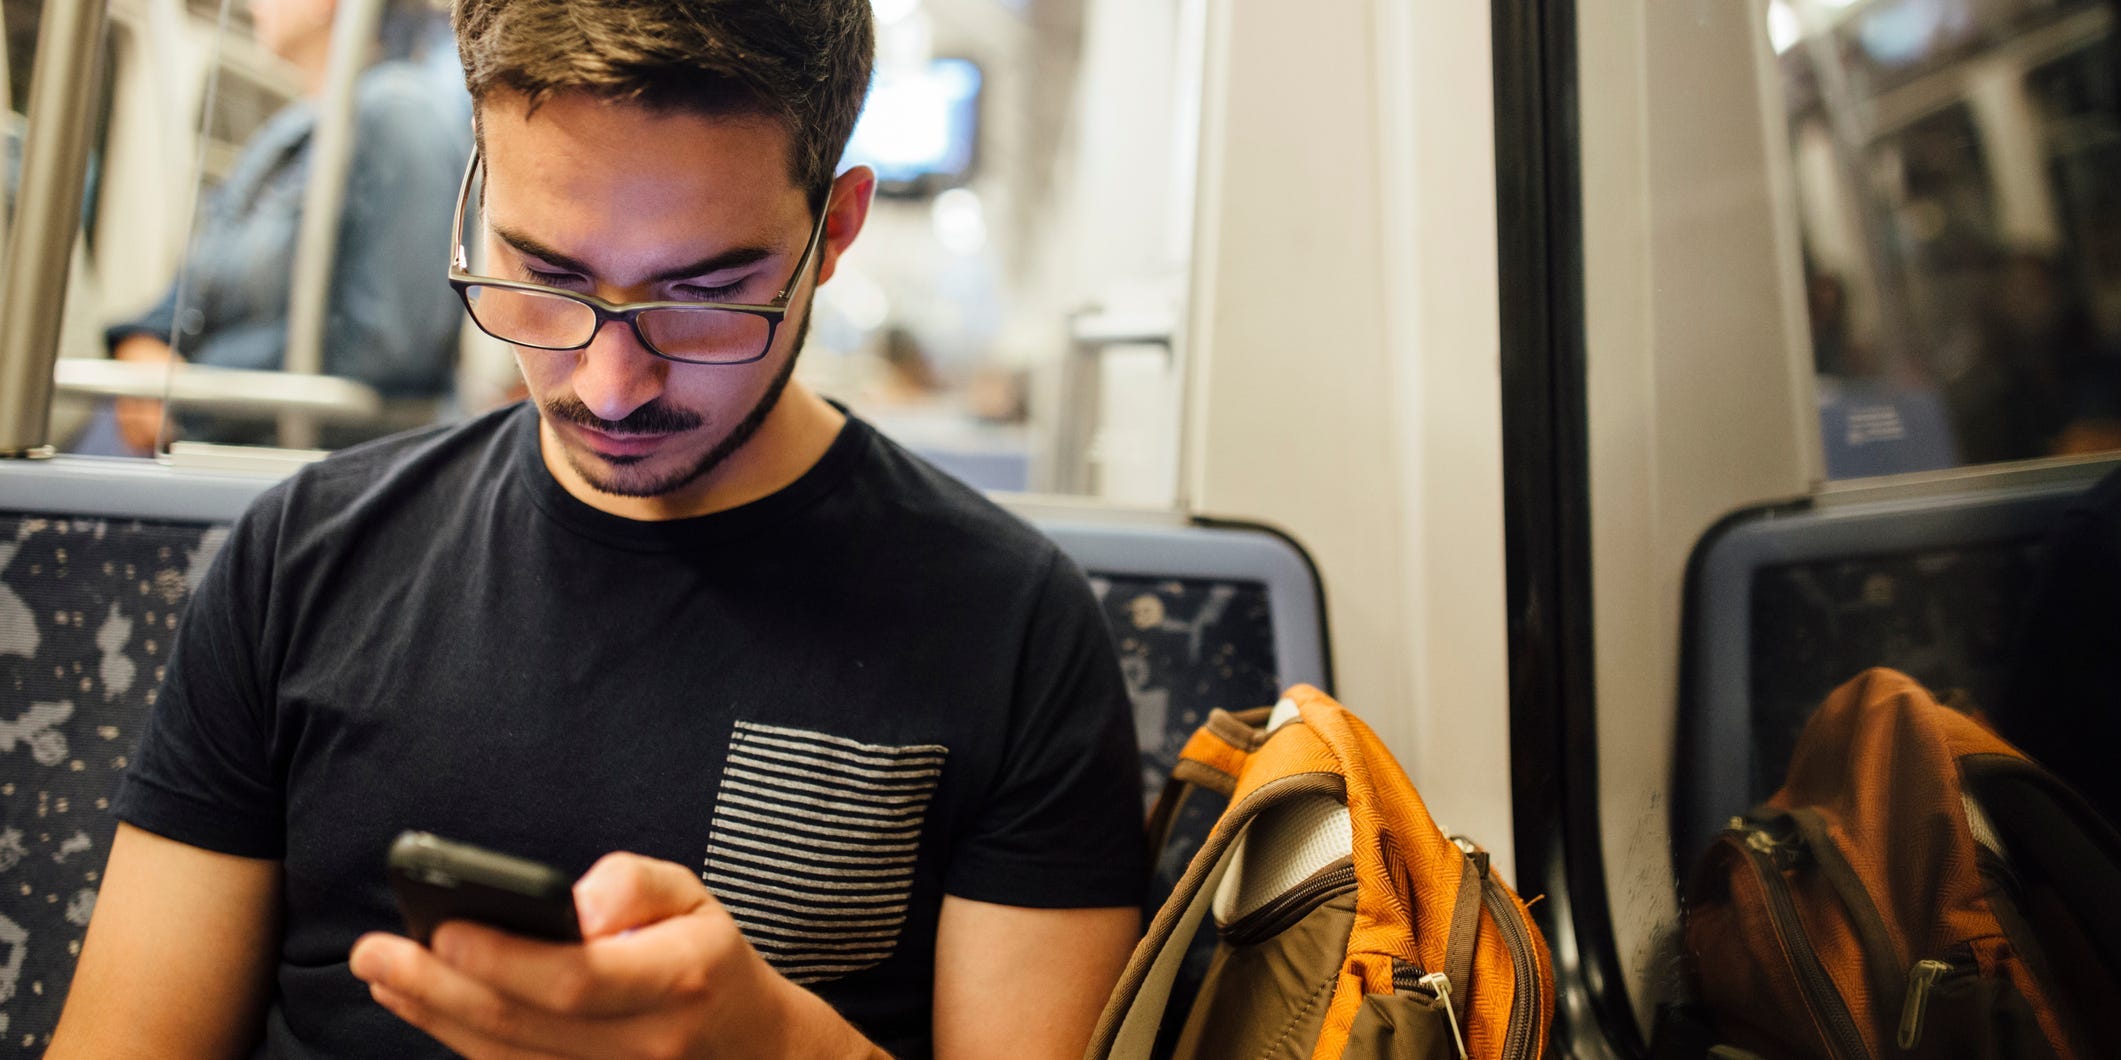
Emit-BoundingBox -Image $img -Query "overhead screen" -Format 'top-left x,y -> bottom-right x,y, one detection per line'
842,58 -> 982,196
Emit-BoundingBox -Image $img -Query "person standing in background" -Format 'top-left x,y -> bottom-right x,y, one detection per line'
101,0 -> 469,453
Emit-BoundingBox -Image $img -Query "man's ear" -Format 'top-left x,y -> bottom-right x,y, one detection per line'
815,165 -> 878,287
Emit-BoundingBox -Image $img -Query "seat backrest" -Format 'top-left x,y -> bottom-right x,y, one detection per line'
0,456 -> 1330,1051
1030,516 -> 1331,807
0,456 -> 275,1051
1672,465 -> 2110,870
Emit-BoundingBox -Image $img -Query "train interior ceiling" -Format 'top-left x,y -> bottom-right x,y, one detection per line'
5,0 -> 2121,1055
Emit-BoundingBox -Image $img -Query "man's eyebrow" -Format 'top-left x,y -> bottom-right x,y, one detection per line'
490,223 -> 778,283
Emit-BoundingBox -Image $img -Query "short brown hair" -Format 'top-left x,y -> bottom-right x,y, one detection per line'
452,0 -> 873,203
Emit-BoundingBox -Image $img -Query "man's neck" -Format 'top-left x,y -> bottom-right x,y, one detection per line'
539,382 -> 848,522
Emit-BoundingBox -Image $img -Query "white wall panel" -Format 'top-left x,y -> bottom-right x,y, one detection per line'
1184,0 -> 1514,878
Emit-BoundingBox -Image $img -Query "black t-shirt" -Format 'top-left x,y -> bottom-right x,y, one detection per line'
113,402 -> 1145,1058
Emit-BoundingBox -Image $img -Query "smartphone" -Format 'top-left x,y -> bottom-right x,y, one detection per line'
386,831 -> 581,946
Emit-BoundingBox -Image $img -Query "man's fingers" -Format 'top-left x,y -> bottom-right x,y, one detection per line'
572,852 -> 713,938
431,911 -> 736,1018
351,932 -> 589,1055
368,982 -> 574,1060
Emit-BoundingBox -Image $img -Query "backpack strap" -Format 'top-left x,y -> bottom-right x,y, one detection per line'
1143,706 -> 1276,857
1445,845 -> 1487,1005
1181,706 -> 1275,793
1784,807 -> 1906,1019
1093,771 -> 1349,1060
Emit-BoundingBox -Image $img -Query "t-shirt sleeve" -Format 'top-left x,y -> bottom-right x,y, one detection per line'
943,551 -> 1146,909
111,489 -> 287,859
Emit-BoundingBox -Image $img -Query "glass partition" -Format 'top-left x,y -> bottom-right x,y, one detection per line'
39,0 -> 1199,505
1774,0 -> 2121,478
51,0 -> 468,456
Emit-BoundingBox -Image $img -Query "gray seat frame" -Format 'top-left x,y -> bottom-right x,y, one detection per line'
0,455 -> 1331,693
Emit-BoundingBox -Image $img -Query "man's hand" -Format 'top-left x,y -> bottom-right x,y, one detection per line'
111,334 -> 180,454
349,852 -> 887,1060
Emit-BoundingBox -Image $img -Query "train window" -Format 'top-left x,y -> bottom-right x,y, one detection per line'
1775,0 -> 2121,479
41,0 -> 1199,505
1557,1 -> 2121,1050
44,0 -> 470,456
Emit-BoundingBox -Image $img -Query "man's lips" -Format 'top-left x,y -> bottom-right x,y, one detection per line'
570,421 -> 674,458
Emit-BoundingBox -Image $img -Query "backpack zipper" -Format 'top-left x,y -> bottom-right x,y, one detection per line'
1216,859 -> 1357,946
1732,826 -> 1873,1060
1480,875 -> 1545,1060
1896,959 -> 1952,1050
1415,971 -> 1470,1060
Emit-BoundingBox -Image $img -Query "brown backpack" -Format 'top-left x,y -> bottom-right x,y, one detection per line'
1089,685 -> 1553,1059
1683,668 -> 2121,1059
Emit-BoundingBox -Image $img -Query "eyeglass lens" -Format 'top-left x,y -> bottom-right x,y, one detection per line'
462,285 -> 772,363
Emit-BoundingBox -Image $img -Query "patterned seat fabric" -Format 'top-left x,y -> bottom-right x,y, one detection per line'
1088,575 -> 1283,810
0,513 -> 225,1052
0,512 -> 1288,1053
1087,573 -> 1284,1050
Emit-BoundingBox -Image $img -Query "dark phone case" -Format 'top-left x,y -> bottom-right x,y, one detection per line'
387,831 -> 582,945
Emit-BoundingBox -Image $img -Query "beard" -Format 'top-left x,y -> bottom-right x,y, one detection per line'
542,313 -> 808,500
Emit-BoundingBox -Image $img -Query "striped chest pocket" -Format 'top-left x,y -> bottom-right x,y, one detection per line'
704,721 -> 948,985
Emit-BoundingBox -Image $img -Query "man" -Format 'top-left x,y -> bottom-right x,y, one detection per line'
49,1 -> 1145,1056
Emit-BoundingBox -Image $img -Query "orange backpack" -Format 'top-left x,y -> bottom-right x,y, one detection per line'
1088,684 -> 1553,1059
1683,668 -> 2121,1059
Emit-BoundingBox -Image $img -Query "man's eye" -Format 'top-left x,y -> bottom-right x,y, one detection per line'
523,268 -> 586,290
674,281 -> 749,302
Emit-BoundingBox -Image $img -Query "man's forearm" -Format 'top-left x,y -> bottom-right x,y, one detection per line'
774,977 -> 893,1060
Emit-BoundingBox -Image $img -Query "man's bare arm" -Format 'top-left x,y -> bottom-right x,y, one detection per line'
48,822 -> 281,1058
931,897 -> 1138,1060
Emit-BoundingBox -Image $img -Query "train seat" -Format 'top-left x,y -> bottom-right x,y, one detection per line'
1671,466 -> 2113,871
0,453 -> 1328,1050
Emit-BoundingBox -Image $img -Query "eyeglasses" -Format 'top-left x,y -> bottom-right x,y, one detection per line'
446,150 -> 830,365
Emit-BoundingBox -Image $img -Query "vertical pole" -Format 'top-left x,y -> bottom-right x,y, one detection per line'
278,0 -> 384,449
0,2 -> 111,458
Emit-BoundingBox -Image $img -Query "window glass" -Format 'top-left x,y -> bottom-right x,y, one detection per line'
51,0 -> 469,456
1775,0 -> 2121,477
1575,0 -> 2121,1036
46,0 -> 1198,504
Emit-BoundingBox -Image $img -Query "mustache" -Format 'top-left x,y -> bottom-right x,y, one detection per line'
542,395 -> 704,436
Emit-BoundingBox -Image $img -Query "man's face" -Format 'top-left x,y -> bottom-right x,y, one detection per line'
476,92 -> 852,504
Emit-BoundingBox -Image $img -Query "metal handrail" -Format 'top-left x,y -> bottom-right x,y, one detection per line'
0,2 -> 110,457
53,359 -> 382,420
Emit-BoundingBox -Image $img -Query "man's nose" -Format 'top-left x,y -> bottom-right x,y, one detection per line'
570,318 -> 669,424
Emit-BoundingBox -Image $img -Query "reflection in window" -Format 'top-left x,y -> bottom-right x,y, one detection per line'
1774,0 -> 2121,478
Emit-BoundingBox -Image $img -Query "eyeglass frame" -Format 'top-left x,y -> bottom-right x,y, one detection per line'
446,149 -> 833,366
